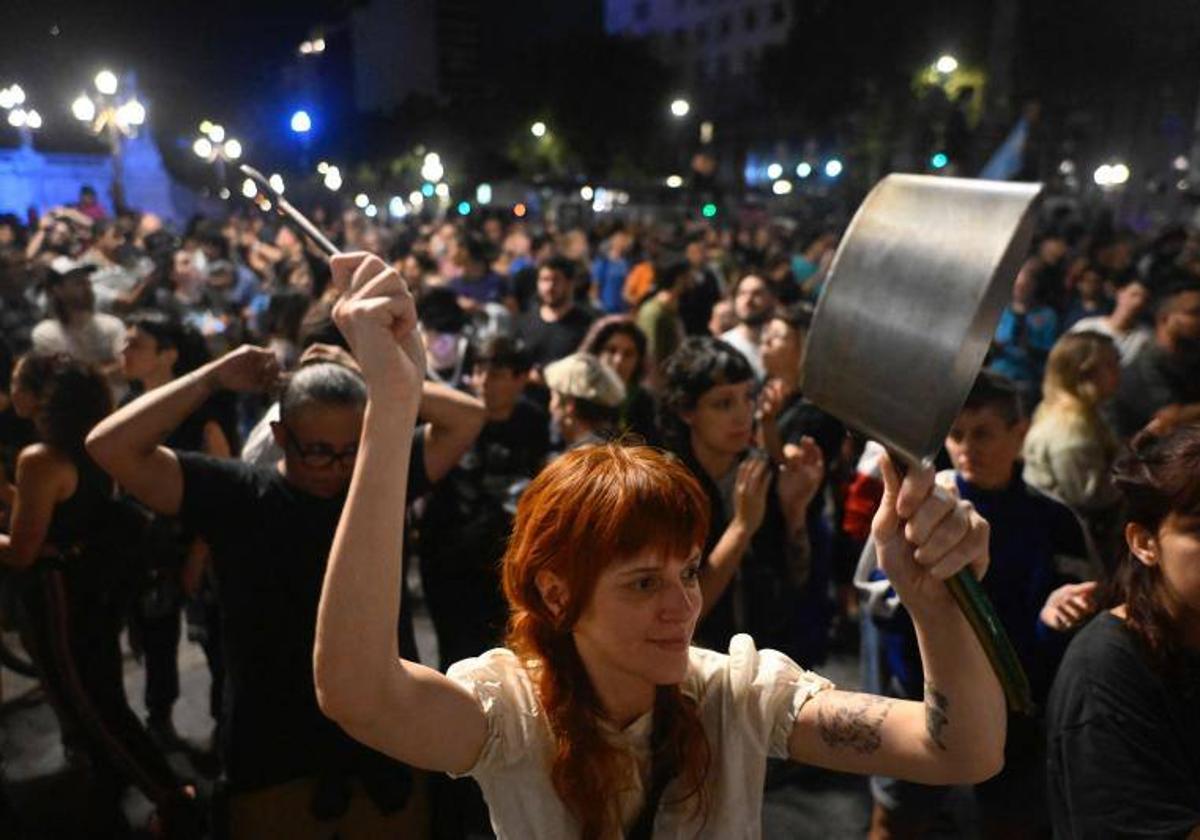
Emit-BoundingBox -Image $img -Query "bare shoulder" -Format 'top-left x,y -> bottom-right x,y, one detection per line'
16,444 -> 76,498
17,443 -> 71,474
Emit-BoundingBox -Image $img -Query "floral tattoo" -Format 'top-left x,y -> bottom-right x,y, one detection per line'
816,693 -> 896,754
924,682 -> 950,751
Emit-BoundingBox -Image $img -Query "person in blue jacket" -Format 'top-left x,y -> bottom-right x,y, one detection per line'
867,371 -> 1097,839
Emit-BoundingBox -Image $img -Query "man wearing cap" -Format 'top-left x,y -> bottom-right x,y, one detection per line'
32,256 -> 126,389
543,352 -> 626,450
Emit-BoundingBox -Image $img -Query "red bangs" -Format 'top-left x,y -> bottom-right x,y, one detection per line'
503,444 -> 710,623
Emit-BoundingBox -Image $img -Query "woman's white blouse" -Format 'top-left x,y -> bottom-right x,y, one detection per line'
446,634 -> 834,838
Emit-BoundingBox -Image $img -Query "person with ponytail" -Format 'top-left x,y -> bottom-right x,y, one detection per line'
0,355 -> 198,836
314,254 -> 1008,838
1045,425 -> 1200,838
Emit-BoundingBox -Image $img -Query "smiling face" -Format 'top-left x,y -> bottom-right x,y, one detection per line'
572,548 -> 703,690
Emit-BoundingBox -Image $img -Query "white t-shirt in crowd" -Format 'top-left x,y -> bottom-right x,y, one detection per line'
446,634 -> 833,839
1068,316 -> 1153,367
31,313 -> 125,368
719,327 -> 765,381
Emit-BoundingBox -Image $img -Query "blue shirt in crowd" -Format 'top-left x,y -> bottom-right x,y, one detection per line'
873,469 -> 1088,703
989,305 -> 1059,388
591,254 -> 629,314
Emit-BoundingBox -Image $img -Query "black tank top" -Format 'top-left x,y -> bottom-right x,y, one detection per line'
45,449 -> 115,552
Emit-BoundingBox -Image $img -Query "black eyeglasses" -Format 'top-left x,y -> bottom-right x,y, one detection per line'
280,425 -> 358,468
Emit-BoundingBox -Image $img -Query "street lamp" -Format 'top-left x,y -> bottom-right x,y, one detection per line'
72,69 -> 147,209
824,158 -> 844,178
530,121 -> 547,138
935,54 -> 959,74
1094,162 -> 1130,188
670,98 -> 691,118
290,110 -> 312,134
0,83 -> 42,143
193,121 -> 243,185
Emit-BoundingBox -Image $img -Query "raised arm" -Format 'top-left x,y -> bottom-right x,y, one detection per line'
789,454 -> 1006,784
418,379 -> 485,484
86,346 -> 278,515
313,254 -> 487,775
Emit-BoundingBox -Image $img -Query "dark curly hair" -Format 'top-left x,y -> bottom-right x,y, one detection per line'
1106,424 -> 1200,673
658,337 -> 755,453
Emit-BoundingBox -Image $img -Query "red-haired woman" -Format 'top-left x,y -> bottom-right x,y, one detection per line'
1045,426 -> 1200,837
313,254 -> 1008,839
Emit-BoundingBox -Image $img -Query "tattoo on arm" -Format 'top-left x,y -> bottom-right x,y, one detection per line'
816,693 -> 896,754
924,682 -> 950,751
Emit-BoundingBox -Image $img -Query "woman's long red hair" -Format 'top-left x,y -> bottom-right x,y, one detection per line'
503,443 -> 712,839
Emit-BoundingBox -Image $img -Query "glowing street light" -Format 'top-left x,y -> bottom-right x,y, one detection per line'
242,178 -> 258,199
666,174 -> 684,188
476,183 -> 492,205
1,83 -> 41,138
796,162 -> 812,178
772,179 -> 793,195
530,121 -> 547,138
290,109 -> 312,134
766,162 -> 783,180
824,158 -> 844,178
580,185 -> 594,201
193,121 -> 243,183
354,193 -> 370,209
268,173 -> 285,194
670,98 -> 691,118
323,167 -> 342,191
435,182 -> 450,199
935,54 -> 959,74
95,70 -> 119,95
1094,162 -> 1130,187
72,69 -> 148,207
420,151 -> 444,183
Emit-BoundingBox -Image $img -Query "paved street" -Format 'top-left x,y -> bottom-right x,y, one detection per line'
0,594 -> 978,838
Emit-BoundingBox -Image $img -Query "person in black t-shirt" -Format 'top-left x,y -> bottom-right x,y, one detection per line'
119,310 -> 233,752
1046,425 -> 1200,838
516,256 -> 595,380
659,337 -> 825,664
87,348 -> 449,838
418,335 -> 549,669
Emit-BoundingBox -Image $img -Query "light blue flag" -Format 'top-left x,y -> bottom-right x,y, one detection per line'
979,117 -> 1029,180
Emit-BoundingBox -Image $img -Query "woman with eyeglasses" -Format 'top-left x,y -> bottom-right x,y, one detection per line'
86,335 -> 484,838
313,254 -> 1007,840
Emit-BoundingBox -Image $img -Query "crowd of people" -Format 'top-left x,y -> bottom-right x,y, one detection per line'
0,183 -> 1196,838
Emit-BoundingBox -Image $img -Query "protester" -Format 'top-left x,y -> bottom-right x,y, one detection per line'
1045,425 -> 1200,837
312,251 -> 1006,840
544,352 -> 625,450
119,310 -> 233,751
635,257 -> 689,377
85,344 -> 476,838
719,273 -> 776,381
1023,331 -> 1124,566
1110,279 -> 1200,438
989,256 -> 1059,403
0,355 -> 199,836
659,337 -> 827,663
31,257 -> 125,390
1069,271 -> 1154,367
579,315 -> 659,444
516,257 -> 595,378
866,371 -> 1095,839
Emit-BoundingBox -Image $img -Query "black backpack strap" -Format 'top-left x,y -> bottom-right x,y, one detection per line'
627,692 -> 677,840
